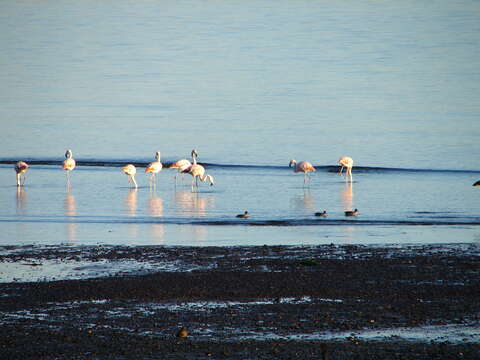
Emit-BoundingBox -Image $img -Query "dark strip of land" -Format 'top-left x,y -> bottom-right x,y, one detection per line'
0,244 -> 479,359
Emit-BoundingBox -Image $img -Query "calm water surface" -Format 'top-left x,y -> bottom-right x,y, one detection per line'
1,0 -> 479,247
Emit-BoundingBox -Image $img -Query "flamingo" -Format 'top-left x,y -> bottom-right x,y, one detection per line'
145,151 -> 162,186
338,156 -> 353,182
122,164 -> 138,188
14,161 -> 29,186
289,160 -> 316,184
188,151 -> 214,191
63,150 -> 76,184
170,149 -> 198,184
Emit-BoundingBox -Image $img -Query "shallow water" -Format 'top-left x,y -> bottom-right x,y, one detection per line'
0,163 -> 479,246
0,0 -> 480,248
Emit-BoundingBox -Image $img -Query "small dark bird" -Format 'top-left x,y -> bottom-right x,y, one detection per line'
176,327 -> 188,338
314,211 -> 328,217
473,180 -> 480,187
345,209 -> 359,216
236,211 -> 249,219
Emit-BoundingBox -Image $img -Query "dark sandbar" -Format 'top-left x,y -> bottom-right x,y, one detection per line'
1,244 -> 479,359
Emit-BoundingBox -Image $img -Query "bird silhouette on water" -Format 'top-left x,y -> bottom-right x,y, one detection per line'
345,209 -> 359,216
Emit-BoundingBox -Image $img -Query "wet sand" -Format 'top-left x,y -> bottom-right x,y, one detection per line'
1,244 -> 479,359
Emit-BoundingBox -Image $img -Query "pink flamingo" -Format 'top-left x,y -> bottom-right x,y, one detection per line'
188,150 -> 214,191
62,150 -> 76,184
122,164 -> 138,188
289,160 -> 316,184
338,156 -> 353,182
170,149 -> 197,184
145,151 -> 162,186
15,161 -> 29,186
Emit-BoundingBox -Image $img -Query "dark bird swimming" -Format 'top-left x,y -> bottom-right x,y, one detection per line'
345,209 -> 359,217
236,211 -> 249,219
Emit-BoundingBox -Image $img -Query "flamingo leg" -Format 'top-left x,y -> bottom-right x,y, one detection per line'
131,176 -> 138,188
191,177 -> 196,192
66,171 -> 72,187
339,165 -> 344,175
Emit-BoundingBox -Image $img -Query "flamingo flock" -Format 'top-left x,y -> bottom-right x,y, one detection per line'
13,151 -> 355,188
12,151 -> 358,215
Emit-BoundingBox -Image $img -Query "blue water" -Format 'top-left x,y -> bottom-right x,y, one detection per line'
1,0 -> 480,247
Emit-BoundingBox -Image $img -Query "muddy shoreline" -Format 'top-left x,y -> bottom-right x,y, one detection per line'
1,244 -> 479,359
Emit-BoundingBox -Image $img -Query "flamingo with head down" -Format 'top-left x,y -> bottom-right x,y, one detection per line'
15,161 -> 29,186
338,156 -> 353,182
122,164 -> 138,188
187,150 -> 214,192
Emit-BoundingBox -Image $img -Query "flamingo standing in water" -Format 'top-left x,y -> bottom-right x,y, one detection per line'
338,156 -> 353,182
63,150 -> 76,184
15,161 -> 29,186
188,150 -> 214,191
122,164 -> 138,188
170,149 -> 198,184
289,160 -> 316,184
145,151 -> 162,187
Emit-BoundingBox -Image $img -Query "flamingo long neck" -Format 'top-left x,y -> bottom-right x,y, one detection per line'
192,152 -> 197,165
156,152 -> 161,162
200,173 -> 214,185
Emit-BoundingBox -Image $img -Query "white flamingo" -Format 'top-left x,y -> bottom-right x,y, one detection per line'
63,150 -> 76,185
15,161 -> 29,186
170,149 -> 197,184
122,164 -> 138,188
289,159 -> 316,184
145,151 -> 162,186
188,151 -> 214,192
338,156 -> 353,182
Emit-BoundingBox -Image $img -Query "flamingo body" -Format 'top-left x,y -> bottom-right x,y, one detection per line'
123,164 -> 138,188
15,161 -> 29,186
63,150 -> 76,171
170,159 -> 192,171
188,150 -> 214,191
338,156 -> 353,181
170,150 -> 198,184
145,152 -> 162,186
289,159 -> 315,184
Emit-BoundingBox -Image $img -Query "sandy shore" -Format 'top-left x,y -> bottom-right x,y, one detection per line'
1,244 -> 479,359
